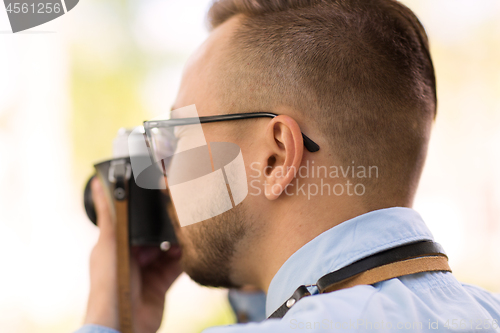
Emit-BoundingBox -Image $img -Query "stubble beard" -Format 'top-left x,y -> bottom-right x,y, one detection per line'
178,203 -> 248,288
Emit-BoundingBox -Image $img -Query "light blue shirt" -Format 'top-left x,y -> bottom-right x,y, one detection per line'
75,207 -> 500,332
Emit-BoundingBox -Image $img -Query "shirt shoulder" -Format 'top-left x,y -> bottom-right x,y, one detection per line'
203,285 -> 375,333
72,325 -> 120,333
461,283 -> 500,318
203,272 -> 500,333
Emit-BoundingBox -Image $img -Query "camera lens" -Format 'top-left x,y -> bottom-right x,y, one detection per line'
84,175 -> 97,225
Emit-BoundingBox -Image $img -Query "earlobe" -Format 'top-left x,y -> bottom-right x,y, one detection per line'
262,115 -> 304,200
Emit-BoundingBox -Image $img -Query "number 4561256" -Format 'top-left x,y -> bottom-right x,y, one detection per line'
6,3 -> 62,14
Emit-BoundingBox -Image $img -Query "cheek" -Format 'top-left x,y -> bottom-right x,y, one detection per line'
175,128 -> 207,153
245,158 -> 266,191
175,224 -> 195,251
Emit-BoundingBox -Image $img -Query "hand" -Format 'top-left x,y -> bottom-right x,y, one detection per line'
84,178 -> 183,333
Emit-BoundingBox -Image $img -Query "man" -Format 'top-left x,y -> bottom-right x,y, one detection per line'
77,0 -> 500,332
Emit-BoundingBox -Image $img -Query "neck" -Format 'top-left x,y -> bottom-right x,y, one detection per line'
233,195 -> 371,293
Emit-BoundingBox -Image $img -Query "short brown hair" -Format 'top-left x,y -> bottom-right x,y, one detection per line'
207,0 -> 437,204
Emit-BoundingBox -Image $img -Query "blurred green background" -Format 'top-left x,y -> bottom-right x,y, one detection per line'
0,0 -> 499,332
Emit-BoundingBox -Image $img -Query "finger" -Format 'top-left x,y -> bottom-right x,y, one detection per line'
166,244 -> 182,260
133,246 -> 161,267
140,251 -> 183,297
91,177 -> 114,238
156,246 -> 183,284
132,245 -> 182,267
158,255 -> 183,290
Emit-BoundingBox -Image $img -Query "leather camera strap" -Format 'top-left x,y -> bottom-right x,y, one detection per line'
268,241 -> 451,319
113,164 -> 134,333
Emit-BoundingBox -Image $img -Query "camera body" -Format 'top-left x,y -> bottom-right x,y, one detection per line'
83,129 -> 177,247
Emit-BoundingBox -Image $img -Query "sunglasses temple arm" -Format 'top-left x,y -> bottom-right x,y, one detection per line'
302,133 -> 320,152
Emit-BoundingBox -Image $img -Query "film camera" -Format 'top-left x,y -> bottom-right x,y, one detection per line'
83,128 -> 177,248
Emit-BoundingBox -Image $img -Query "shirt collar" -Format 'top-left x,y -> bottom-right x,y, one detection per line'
265,207 -> 435,317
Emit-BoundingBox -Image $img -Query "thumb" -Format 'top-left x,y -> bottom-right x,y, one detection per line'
91,177 -> 114,238
86,177 -> 120,330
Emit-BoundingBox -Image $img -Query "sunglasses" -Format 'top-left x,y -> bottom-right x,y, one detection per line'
143,112 -> 320,164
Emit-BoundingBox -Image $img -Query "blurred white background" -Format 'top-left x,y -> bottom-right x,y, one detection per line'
0,0 -> 499,332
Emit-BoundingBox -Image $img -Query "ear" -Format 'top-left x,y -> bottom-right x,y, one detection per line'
262,115 -> 304,200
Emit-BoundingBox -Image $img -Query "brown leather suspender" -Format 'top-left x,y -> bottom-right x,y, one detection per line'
322,255 -> 450,293
268,241 -> 451,319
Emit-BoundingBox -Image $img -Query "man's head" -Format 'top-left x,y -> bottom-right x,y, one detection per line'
172,0 -> 437,290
